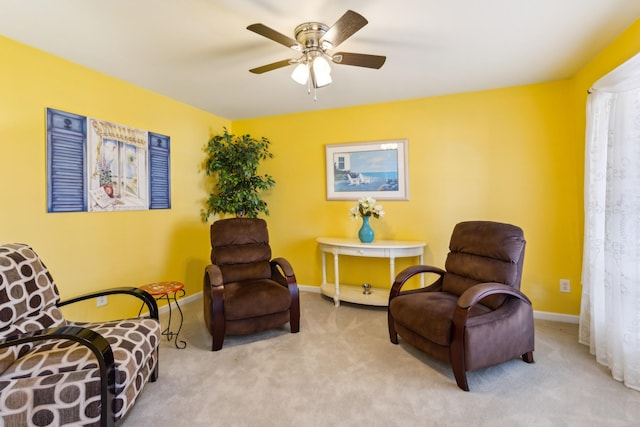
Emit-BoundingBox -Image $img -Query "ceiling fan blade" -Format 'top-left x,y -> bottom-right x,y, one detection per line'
247,23 -> 299,49
332,52 -> 386,69
322,10 -> 368,48
249,59 -> 294,74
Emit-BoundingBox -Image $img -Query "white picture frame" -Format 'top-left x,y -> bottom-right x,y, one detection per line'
325,139 -> 409,200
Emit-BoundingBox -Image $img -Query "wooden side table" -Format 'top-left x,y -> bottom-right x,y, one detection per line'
317,237 -> 427,307
139,281 -> 186,349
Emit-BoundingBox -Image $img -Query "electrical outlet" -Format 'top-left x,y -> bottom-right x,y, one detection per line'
559,279 -> 571,293
97,295 -> 107,307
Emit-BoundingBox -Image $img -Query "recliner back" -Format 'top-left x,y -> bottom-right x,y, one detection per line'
210,218 -> 272,283
442,221 -> 526,309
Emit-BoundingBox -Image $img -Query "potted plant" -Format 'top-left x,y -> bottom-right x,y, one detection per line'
202,128 -> 275,220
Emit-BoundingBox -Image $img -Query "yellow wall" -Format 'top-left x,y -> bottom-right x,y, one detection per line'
0,36 -> 228,319
234,82 -> 581,314
234,18 -> 640,317
1,17 -> 639,319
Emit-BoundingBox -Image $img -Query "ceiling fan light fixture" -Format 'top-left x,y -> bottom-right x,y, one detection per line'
313,55 -> 331,75
291,62 -> 309,85
312,55 -> 332,87
312,69 -> 332,88
248,10 -> 385,96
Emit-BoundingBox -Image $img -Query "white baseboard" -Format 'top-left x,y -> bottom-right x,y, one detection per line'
300,284 -> 579,323
182,285 -> 579,324
178,290 -> 203,305
169,286 -> 319,314
533,310 -> 579,324
155,291 -> 202,315
299,284 -> 321,294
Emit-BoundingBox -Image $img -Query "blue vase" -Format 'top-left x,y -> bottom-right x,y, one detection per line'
358,216 -> 375,243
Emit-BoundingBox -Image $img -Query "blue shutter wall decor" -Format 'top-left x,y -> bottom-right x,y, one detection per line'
148,132 -> 171,209
46,108 -> 87,212
46,108 -> 171,212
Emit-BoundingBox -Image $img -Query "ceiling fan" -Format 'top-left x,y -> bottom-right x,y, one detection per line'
247,10 -> 386,96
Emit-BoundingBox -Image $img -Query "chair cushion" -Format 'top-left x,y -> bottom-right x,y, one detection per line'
390,292 -> 492,346
218,260 -> 272,284
223,279 -> 291,321
67,318 -> 160,418
1,317 -> 160,421
0,368 -> 103,426
448,221 -> 525,262
0,243 -> 64,336
442,221 -> 525,309
0,243 -> 66,375
210,218 -> 273,283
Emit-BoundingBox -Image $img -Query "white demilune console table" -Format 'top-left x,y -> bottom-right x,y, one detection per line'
317,237 -> 427,307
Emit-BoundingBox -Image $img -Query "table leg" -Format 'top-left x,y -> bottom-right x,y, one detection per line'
389,257 -> 396,286
163,294 -> 172,338
321,251 -> 327,286
146,291 -> 186,349
333,252 -> 340,307
419,251 -> 425,287
169,289 -> 186,349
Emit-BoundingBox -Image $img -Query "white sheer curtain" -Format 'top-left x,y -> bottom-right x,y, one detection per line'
580,53 -> 640,391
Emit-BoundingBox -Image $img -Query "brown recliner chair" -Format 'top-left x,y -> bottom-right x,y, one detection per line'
388,221 -> 534,391
203,218 -> 300,351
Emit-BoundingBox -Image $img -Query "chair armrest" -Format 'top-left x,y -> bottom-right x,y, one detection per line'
449,282 -> 533,391
0,326 -> 115,426
452,282 -> 532,333
389,265 -> 445,300
270,258 -> 300,333
270,258 -> 297,287
457,282 -> 532,310
204,264 -> 224,288
203,264 -> 224,306
271,257 -> 294,278
203,264 -> 225,349
58,286 -> 159,320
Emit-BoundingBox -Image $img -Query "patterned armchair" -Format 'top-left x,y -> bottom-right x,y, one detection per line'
0,243 -> 161,426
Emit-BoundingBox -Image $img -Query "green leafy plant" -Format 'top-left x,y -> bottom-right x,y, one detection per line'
202,128 -> 275,220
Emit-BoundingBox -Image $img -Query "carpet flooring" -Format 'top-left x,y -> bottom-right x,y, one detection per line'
120,291 -> 640,426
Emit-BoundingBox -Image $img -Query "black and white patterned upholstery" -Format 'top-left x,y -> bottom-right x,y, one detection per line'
0,243 -> 160,426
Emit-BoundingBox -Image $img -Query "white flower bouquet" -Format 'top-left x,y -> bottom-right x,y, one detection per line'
349,197 -> 385,219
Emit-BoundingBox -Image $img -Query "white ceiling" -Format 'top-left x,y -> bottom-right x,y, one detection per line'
1,0 -> 639,120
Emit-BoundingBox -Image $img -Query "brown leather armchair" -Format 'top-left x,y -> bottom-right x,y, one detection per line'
388,221 -> 534,391
203,218 -> 300,351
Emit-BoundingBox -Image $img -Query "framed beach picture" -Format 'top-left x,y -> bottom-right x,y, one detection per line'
325,139 -> 409,200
